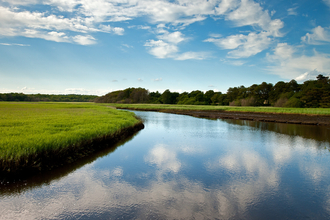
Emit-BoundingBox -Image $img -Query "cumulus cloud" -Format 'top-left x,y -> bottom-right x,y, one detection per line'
205,31 -> 272,58
144,39 -> 179,59
0,0 -> 284,49
145,26 -> 208,60
301,26 -> 330,45
158,31 -> 186,44
99,25 -> 124,35
0,5 -> 123,44
267,43 -> 330,80
225,0 -> 283,37
153,78 -> 162,82
204,0 -> 284,59
295,69 -> 330,81
72,35 -> 96,45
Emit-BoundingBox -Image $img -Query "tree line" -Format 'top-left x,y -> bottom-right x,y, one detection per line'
0,93 -> 97,102
95,74 -> 330,108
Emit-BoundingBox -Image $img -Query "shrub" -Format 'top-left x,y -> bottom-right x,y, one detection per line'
241,97 -> 256,106
284,97 -> 303,108
274,97 -> 288,107
229,100 -> 241,106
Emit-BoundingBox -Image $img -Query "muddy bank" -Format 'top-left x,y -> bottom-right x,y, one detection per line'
0,122 -> 144,181
119,107 -> 330,126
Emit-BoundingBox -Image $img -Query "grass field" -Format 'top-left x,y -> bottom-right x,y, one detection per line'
106,103 -> 330,115
0,102 -> 141,162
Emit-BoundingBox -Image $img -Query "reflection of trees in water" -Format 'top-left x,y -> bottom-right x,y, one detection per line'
223,119 -> 330,150
0,130 -> 141,197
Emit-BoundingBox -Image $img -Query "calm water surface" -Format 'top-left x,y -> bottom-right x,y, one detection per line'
1,111 -> 330,219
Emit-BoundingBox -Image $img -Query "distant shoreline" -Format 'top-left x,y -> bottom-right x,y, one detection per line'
117,107 -> 330,126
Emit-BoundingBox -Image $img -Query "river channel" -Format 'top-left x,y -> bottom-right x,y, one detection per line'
1,110 -> 330,219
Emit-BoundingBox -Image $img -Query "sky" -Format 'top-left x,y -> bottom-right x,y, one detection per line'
0,0 -> 330,95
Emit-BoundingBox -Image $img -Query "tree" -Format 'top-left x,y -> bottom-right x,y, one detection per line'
316,74 -> 329,81
204,90 -> 215,105
161,89 -> 179,104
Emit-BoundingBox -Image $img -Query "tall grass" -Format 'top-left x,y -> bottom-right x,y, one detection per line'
106,103 -> 330,115
0,102 -> 141,162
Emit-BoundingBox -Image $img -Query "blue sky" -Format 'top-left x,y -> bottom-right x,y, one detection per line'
0,0 -> 330,95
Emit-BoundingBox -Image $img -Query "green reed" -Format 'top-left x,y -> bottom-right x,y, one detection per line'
0,102 -> 140,161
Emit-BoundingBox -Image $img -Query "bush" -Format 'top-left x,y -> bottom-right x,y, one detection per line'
274,97 -> 288,107
241,97 -> 256,106
284,97 -> 303,108
229,100 -> 241,106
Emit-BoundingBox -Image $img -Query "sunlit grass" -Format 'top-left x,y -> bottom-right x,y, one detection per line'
0,102 -> 140,161
106,103 -> 330,115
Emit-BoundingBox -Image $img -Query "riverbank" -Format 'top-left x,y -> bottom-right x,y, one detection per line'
0,102 -> 144,179
108,104 -> 330,126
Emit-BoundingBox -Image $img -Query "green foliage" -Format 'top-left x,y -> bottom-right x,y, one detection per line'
149,91 -> 162,103
0,93 -> 97,102
95,88 -> 149,103
161,89 -> 179,104
284,97 -> 303,108
95,75 -> 330,108
0,102 -> 140,161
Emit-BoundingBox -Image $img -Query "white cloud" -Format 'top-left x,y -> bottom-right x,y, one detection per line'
0,0 -> 284,44
205,31 -> 272,58
153,78 -> 162,82
144,39 -> 179,59
215,0 -> 240,15
205,0 -> 284,59
301,26 -> 330,45
158,31 -> 186,44
271,10 -> 276,16
220,59 -> 245,66
0,5 -> 123,44
267,43 -> 330,79
175,51 -> 209,60
0,42 -> 30,46
99,25 -> 124,35
145,26 -> 209,60
287,7 -> 298,16
225,0 -> 283,37
295,69 -> 330,81
137,78 -> 143,81
323,0 -> 330,8
72,35 -> 96,45
145,35 -> 208,60
121,44 -> 132,49
128,25 -> 151,30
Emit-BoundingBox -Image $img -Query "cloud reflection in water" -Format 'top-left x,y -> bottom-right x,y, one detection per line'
1,112 -> 330,219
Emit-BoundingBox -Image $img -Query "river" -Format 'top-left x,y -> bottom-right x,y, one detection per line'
1,110 -> 330,219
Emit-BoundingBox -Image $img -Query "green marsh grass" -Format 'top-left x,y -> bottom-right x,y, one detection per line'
107,103 -> 330,115
0,102 -> 140,162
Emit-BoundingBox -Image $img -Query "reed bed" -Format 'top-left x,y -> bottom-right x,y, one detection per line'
107,103 -> 330,115
0,102 -> 141,163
